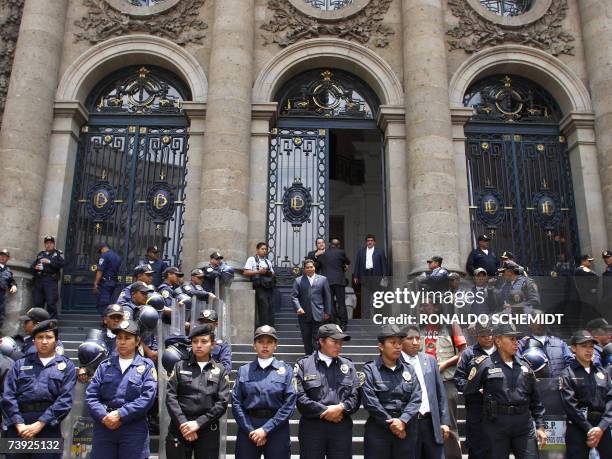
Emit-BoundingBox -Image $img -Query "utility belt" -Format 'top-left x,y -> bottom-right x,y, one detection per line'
19,401 -> 52,413
247,408 -> 277,419
101,276 -> 118,283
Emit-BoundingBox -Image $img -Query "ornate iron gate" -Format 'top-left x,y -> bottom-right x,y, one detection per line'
62,66 -> 189,310
464,76 -> 579,275
266,128 -> 329,274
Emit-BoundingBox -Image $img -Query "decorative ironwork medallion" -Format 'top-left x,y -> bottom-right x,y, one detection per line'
282,179 -> 314,228
86,181 -> 117,221
532,191 -> 562,230
146,182 -> 176,223
475,188 -> 505,227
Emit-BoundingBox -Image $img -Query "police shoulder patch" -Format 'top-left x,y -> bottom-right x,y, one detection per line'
468,367 -> 477,381
521,365 -> 529,373
357,371 -> 366,387
161,290 -> 170,298
596,372 -> 605,380
293,363 -> 300,375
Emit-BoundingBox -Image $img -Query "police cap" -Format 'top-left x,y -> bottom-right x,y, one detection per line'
427,256 -> 443,264
129,281 -> 154,294
602,250 -> 612,259
146,246 -> 159,254
498,261 -> 521,274
19,307 -> 50,323
105,304 -> 125,317
98,242 -> 110,254
189,323 -> 216,339
377,324 -> 406,341
198,309 -> 218,322
114,319 -> 139,336
254,325 -> 278,341
585,318 -> 611,332
448,272 -> 460,280
477,234 -> 491,242
570,330 -> 599,345
473,267 -> 487,276
43,236 -> 55,243
501,251 -> 515,260
319,323 -> 350,341
468,320 -> 493,337
492,322 -> 523,337
191,268 -> 205,277
0,249 -> 10,257
210,251 -> 224,260
163,266 -> 184,277
134,264 -> 154,275
580,254 -> 594,262
31,319 -> 58,338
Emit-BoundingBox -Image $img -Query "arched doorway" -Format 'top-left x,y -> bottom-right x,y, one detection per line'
62,65 -> 190,311
267,69 -> 385,277
463,74 -> 579,275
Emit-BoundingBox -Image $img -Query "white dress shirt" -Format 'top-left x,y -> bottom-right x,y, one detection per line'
318,351 -> 333,367
365,247 -> 374,270
258,357 -> 274,369
307,274 -> 315,286
402,351 -> 430,415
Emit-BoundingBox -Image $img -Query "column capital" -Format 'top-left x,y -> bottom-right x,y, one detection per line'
450,106 -> 474,125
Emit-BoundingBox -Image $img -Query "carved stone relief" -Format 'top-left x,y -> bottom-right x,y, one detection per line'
0,0 -> 25,126
261,0 -> 393,48
74,0 -> 207,45
447,0 -> 575,56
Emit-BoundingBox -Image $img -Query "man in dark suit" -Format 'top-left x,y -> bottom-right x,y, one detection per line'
465,234 -> 501,277
353,234 -> 389,319
291,259 -> 332,355
401,325 -> 452,459
306,237 -> 326,269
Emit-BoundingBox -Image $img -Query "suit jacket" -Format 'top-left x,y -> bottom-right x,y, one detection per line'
291,274 -> 332,322
353,246 -> 388,280
402,352 -> 451,445
316,247 -> 350,286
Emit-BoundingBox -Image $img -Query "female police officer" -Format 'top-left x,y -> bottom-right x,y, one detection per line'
232,325 -> 296,459
165,323 -> 230,459
2,319 -> 76,459
85,319 -> 157,459
361,324 -> 421,459
464,322 -> 547,459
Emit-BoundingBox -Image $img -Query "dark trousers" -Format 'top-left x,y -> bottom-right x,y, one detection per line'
0,290 -> 5,328
96,282 -> 117,316
483,412 -> 539,459
299,416 -> 353,459
359,276 -> 380,319
298,317 -> 322,356
330,284 -> 347,328
5,423 -> 62,459
32,277 -> 59,318
443,379 -> 462,459
364,417 -> 416,459
166,428 -> 220,459
255,287 -> 275,328
91,418 -> 150,459
415,416 -> 444,459
566,422 -> 612,458
465,403 -> 489,459
236,416 -> 290,459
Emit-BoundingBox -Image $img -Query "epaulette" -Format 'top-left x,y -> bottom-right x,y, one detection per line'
216,339 -> 223,345
473,355 -> 488,366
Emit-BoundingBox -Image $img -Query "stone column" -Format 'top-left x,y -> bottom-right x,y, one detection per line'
0,0 -> 68,333
578,0 -> 612,247
401,0 -> 462,273
198,0 -> 255,267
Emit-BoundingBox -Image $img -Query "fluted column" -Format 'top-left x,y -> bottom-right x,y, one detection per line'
0,0 -> 68,261
401,0 -> 461,273
578,0 -> 612,247
198,0 -> 255,267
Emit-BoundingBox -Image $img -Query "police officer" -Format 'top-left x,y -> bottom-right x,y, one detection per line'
463,322 -> 547,458
30,236 -> 64,318
17,308 -> 64,358
197,309 -> 231,373
585,318 -> 611,366
140,246 -> 168,288
602,250 -> 612,308
93,243 -> 122,316
0,249 -> 17,328
202,251 -> 235,294
294,323 -> 360,459
158,266 -> 184,306
2,319 -> 76,459
466,234 -> 501,277
497,261 -> 540,312
423,256 -> 449,292
122,282 -> 158,361
232,325 -> 296,458
85,319 -> 158,459
0,346 -> 14,426
117,264 -> 154,307
166,323 -> 230,459
559,330 -> 612,458
177,269 -> 217,303
454,322 -> 496,459
361,325 -> 421,459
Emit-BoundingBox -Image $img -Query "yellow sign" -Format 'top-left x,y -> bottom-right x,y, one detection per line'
290,195 -> 305,211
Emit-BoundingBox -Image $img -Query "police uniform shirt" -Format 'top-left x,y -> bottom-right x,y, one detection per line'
0,354 -> 14,396
361,356 -> 422,425
31,249 -> 65,276
2,352 -> 76,427
232,357 -> 296,434
211,339 -> 232,374
463,350 -> 546,428
157,282 -> 177,308
116,286 -> 132,306
575,265 -> 598,277
98,250 -> 121,282
178,282 -> 210,301
295,352 -> 360,419
454,343 -> 490,402
166,355 -> 229,433
0,263 -> 15,292
401,352 -> 430,414
85,353 -> 157,424
559,360 -> 612,432
139,258 -> 168,288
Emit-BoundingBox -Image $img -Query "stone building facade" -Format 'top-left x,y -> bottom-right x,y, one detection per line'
0,0 -> 610,341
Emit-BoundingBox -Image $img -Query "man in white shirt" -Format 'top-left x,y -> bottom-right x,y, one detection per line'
352,234 -> 388,319
244,242 -> 276,328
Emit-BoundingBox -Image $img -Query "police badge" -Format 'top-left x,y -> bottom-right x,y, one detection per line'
340,364 -> 349,375
57,362 -> 66,371
277,366 -> 286,376
137,365 -> 145,374
596,372 -> 605,380
402,371 -> 412,382
211,366 -> 220,375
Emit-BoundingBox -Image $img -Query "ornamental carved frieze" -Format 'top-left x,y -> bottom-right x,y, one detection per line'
447,0 -> 575,56
74,0 -> 208,45
0,0 -> 24,125
261,0 -> 394,48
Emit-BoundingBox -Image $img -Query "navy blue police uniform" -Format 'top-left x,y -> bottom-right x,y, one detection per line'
232,326 -> 296,459
454,340 -> 493,459
117,264 -> 154,307
30,241 -> 64,318
198,310 -> 232,374
463,326 -> 545,459
85,320 -> 158,459
1,320 -> 76,459
0,250 -> 16,328
559,332 -> 612,458
96,248 -> 122,316
465,236 -> 501,277
139,250 -> 168,288
294,324 -> 360,459
518,334 -> 574,378
165,324 -> 230,459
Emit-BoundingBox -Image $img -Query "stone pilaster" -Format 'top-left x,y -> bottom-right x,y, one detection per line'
401,0 -> 461,273
198,0 -> 255,268
578,0 -> 612,247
